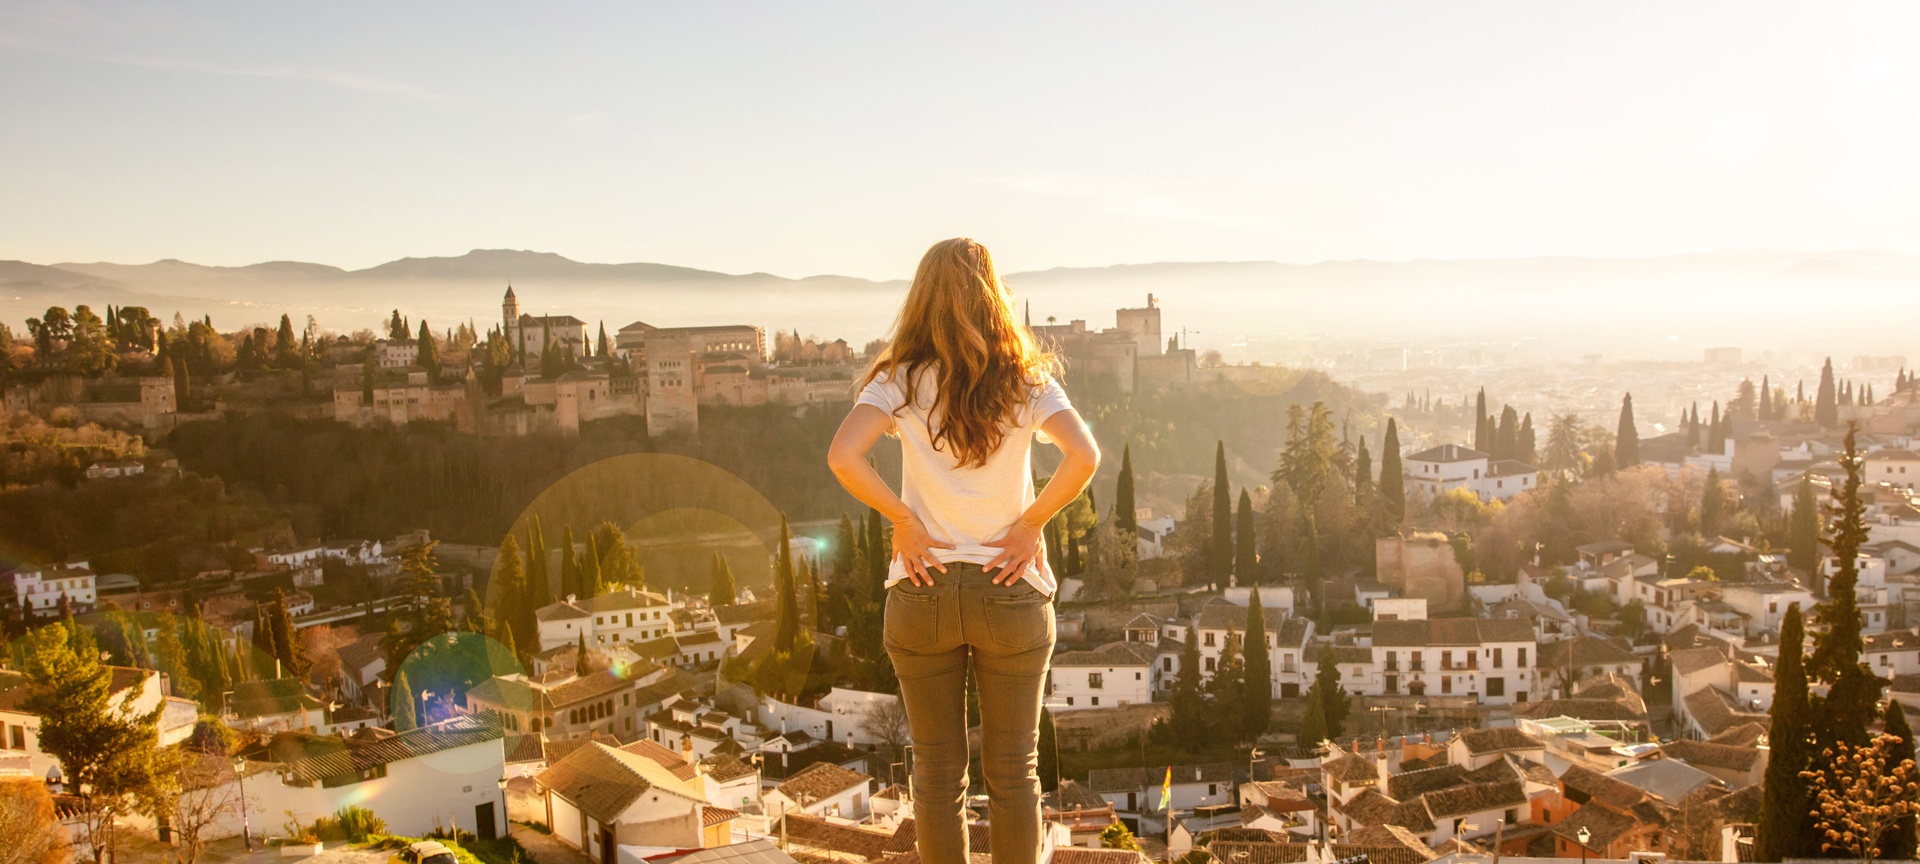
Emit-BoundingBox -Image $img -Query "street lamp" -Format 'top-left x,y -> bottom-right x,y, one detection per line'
497,775 -> 509,836
1576,826 -> 1591,864
232,755 -> 253,851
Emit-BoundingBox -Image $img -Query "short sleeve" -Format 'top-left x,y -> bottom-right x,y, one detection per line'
1029,375 -> 1073,430
855,372 -> 903,416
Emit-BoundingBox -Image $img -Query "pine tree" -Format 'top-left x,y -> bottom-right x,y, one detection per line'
1169,630 -> 1205,742
711,553 -> 737,606
393,670 -> 418,731
1211,442 -> 1232,589
1756,603 -> 1813,862
1114,445 -> 1138,565
1380,419 -> 1405,531
1882,699 -> 1919,860
1615,393 -> 1640,468
775,517 -> 799,652
1700,467 -> 1726,538
1242,587 -> 1272,741
1235,488 -> 1258,584
1788,475 -> 1822,578
1812,425 -> 1881,749
1816,357 -> 1839,427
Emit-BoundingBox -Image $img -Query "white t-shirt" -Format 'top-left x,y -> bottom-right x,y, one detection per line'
855,365 -> 1075,596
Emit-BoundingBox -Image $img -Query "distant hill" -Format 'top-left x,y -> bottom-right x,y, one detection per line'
11,247 -> 1920,356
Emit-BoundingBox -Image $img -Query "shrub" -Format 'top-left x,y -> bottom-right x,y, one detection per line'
313,806 -> 387,843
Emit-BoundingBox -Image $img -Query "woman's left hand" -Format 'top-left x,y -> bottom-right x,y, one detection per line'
983,520 -> 1045,585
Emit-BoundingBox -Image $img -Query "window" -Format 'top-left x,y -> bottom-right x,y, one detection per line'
1442,676 -> 1453,694
1089,673 -> 1105,690
1442,650 -> 1453,669
1208,784 -> 1218,796
1091,697 -> 1100,706
1164,658 -> 1173,672
1205,657 -> 1217,672
1204,632 -> 1216,647
1493,648 -> 1504,669
1136,672 -> 1142,680
1066,697 -> 1075,706
1487,677 -> 1505,697
1518,647 -> 1528,666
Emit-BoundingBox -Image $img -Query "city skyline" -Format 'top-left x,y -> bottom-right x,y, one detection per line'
6,2 -> 1920,278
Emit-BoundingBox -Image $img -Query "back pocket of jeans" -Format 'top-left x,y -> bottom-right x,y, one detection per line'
985,591 -> 1052,652
884,589 -> 939,651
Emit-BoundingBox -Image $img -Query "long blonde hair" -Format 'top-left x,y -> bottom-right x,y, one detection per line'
860,238 -> 1060,468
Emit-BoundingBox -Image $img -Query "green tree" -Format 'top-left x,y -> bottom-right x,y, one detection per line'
393,670 -> 418,732
1812,425 -> 1882,749
1211,441 -> 1232,590
1303,649 -> 1349,742
1615,393 -> 1640,468
1699,466 -> 1727,538
1234,488 -> 1257,584
492,534 -> 528,655
1756,603 -> 1813,862
266,588 -> 303,677
1788,474 -> 1823,577
154,621 -> 198,701
275,314 -> 298,367
560,524 -> 580,600
1354,436 -> 1373,504
1380,418 -> 1405,531
775,516 -> 799,652
381,542 -> 453,676
1100,822 -> 1143,852
20,618 -> 164,861
833,513 -> 858,583
1517,412 -> 1537,464
524,518 -> 551,610
579,533 -> 604,600
711,552 -> 738,606
1242,587 -> 1272,741
1169,629 -> 1205,743
1206,628 -> 1246,740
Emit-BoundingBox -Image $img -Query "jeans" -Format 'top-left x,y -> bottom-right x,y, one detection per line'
884,562 -> 1055,864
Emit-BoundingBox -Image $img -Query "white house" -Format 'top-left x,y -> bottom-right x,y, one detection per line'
1405,444 -> 1540,504
1048,642 -> 1159,711
757,688 -> 904,749
0,666 -> 165,784
535,587 -> 676,652
1716,582 -> 1816,637
762,762 -> 873,820
1088,763 -> 1236,816
538,739 -> 737,857
1366,618 -> 1539,704
12,563 -> 97,619
1865,449 -> 1920,491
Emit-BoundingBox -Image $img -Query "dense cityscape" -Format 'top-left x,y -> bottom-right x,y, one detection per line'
3,280 -> 1918,864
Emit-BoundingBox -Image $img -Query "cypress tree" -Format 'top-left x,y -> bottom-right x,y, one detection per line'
710,553 -> 737,606
1302,649 -> 1349,743
1882,699 -> 1919,860
1699,467 -> 1726,538
1760,375 -> 1774,420
1212,441 -> 1232,589
775,516 -> 799,652
1302,513 -> 1324,614
1496,405 -> 1518,460
1615,393 -> 1640,468
1354,436 -> 1373,504
1242,586 -> 1272,741
580,533 -> 604,600
1206,629 -> 1247,740
416,320 -> 440,379
1114,445 -> 1138,563
865,508 -> 887,591
393,670 -> 418,732
1787,475 -> 1821,578
574,631 -> 590,674
1044,519 -> 1064,577
1518,412 -> 1536,464
1473,388 -> 1488,452
1816,357 -> 1838,427
1755,603 -> 1812,862
268,589 -> 302,677
1811,425 -> 1880,748
1065,525 -> 1083,577
525,517 -> 551,610
1235,488 -> 1258,584
1380,419 -> 1405,530
493,534 -> 528,653
1169,628 -> 1205,742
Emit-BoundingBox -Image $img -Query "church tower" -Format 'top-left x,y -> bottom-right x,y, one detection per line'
502,285 -> 520,346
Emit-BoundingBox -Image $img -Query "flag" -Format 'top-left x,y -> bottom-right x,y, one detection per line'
1158,765 -> 1172,811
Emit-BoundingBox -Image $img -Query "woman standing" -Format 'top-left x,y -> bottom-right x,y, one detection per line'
828,238 -> 1100,864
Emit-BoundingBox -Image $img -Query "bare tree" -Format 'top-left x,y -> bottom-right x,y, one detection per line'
168,753 -> 242,864
859,698 -> 911,768
0,778 -> 70,864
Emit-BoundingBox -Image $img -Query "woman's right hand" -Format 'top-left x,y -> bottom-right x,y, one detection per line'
891,515 -> 953,586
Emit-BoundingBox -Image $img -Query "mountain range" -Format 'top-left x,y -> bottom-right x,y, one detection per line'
4,248 -> 1918,358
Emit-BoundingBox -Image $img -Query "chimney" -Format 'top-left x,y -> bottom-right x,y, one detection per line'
680,734 -> 695,765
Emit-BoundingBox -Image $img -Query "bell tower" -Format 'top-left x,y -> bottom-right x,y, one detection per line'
502,285 -> 520,346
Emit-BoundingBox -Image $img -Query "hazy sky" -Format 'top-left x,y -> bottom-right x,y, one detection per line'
4,2 -> 1919,279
